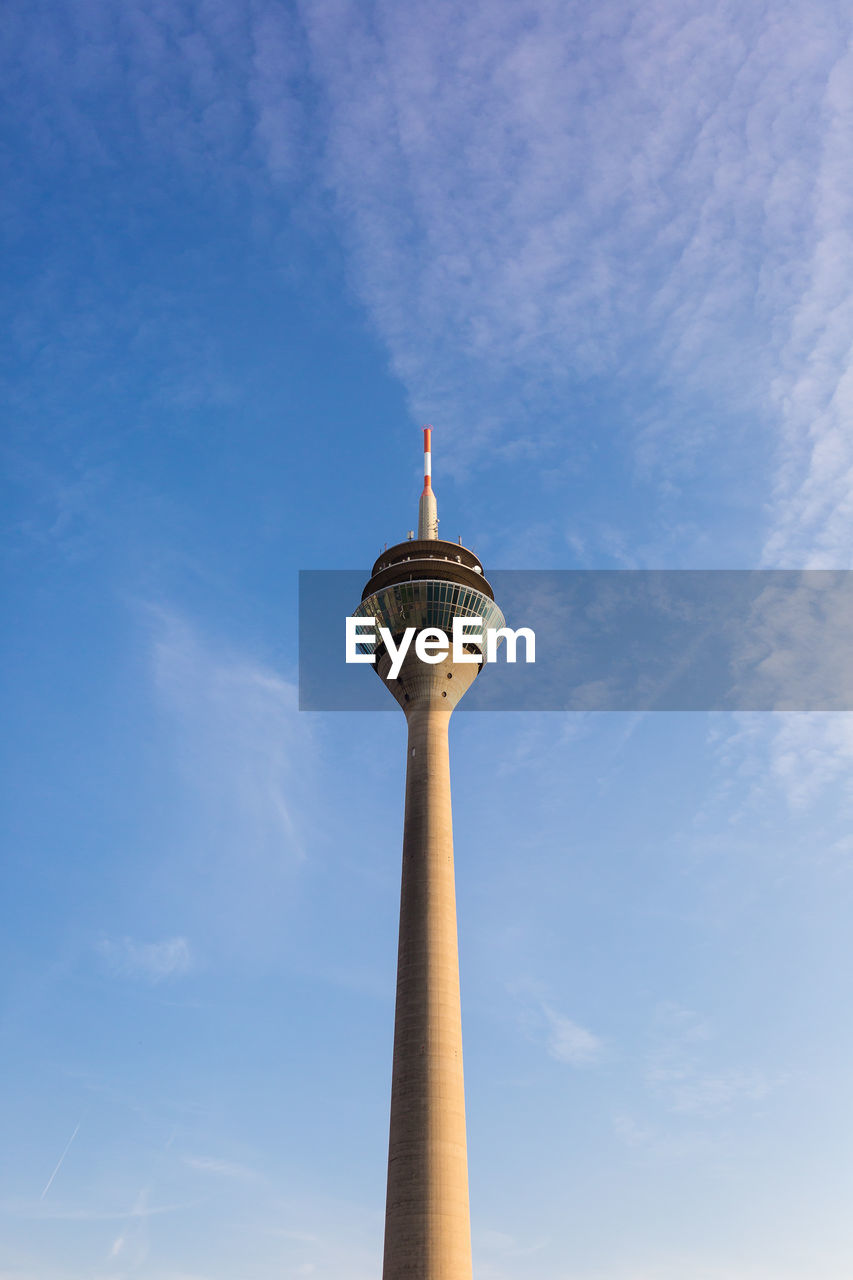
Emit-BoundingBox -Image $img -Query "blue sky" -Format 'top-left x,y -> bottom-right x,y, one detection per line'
2,1 -> 853,1277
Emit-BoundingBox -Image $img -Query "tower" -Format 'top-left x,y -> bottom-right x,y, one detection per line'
354,429 -> 504,1279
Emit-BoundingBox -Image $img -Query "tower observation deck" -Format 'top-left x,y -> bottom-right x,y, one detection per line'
357,429 -> 503,1280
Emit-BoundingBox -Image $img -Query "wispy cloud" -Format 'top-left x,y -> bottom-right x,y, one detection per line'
106,1188 -> 152,1268
297,0 -> 853,517
97,935 -> 193,982
10,0 -> 851,574
145,605 -> 315,962
2,0 -> 307,572
709,710 -> 853,814
8,0 -> 853,569
150,605 -> 308,858
611,1112 -> 655,1148
182,1154 -> 258,1180
4,1195 -> 197,1222
540,1003 -> 604,1067
2,0 -> 303,193
645,1002 -> 772,1117
513,984 -> 604,1067
762,37 -> 853,569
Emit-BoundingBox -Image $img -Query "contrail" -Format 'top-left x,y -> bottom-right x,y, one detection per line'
40,1119 -> 82,1199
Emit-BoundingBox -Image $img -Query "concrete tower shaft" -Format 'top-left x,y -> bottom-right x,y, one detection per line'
378,649 -> 477,1280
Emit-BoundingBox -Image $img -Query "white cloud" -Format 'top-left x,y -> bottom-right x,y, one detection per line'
6,0 -> 301,187
645,1002 -> 772,1117
664,1069 -> 771,1116
10,0 -> 853,573
149,605 -> 308,860
511,980 -> 604,1066
709,710 -> 853,813
97,935 -> 192,982
13,0 -> 853,576
144,605 -> 315,963
295,0 -> 853,505
762,38 -> 853,569
612,1113 -> 655,1148
766,713 -> 853,809
540,1003 -> 604,1066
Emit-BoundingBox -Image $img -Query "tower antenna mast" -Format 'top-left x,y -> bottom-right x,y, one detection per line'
417,425 -> 438,540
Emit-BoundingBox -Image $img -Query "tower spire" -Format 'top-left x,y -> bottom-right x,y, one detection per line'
417,425 -> 438,539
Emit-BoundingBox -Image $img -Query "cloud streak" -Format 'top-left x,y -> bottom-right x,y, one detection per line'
645,1003 -> 772,1118
182,1155 -> 259,1180
97,935 -> 193,982
40,1119 -> 83,1200
541,1003 -> 604,1066
150,605 -> 308,861
145,604 -> 315,963
513,983 -> 604,1067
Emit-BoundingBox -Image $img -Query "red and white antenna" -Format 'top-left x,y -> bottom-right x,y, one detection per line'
418,425 -> 439,539
423,426 -> 432,492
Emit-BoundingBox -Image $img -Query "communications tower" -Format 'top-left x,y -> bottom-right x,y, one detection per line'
354,429 -> 504,1279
